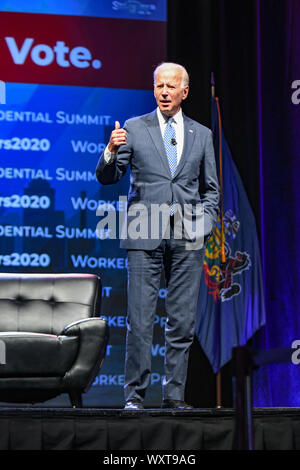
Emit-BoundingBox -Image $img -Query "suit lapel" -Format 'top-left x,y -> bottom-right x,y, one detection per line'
145,110 -> 196,178
145,110 -> 171,175
173,114 -> 195,178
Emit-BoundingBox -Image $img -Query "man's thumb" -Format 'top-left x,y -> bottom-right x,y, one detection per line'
115,121 -> 120,130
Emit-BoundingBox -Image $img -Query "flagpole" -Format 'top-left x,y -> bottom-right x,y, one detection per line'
211,74 -> 226,264
211,73 -> 226,408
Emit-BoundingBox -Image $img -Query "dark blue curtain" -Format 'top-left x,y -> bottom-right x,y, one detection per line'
252,0 -> 300,406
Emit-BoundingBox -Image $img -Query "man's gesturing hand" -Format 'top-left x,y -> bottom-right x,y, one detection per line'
108,121 -> 127,153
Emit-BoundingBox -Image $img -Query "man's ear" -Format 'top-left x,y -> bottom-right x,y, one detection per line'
182,86 -> 189,100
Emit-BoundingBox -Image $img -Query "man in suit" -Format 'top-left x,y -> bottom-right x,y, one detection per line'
96,62 -> 219,410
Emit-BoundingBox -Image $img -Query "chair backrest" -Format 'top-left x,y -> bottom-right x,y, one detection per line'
0,273 -> 102,335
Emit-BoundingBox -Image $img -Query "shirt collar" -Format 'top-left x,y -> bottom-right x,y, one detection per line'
156,107 -> 183,125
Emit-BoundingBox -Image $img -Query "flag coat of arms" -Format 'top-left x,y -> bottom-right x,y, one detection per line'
195,96 -> 266,373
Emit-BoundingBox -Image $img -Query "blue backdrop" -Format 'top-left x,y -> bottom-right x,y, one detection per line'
0,0 -> 167,407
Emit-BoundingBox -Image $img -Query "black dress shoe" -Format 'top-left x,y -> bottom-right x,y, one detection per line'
161,399 -> 194,410
124,399 -> 144,410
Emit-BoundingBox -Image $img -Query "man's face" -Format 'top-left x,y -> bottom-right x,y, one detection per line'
154,67 -> 189,117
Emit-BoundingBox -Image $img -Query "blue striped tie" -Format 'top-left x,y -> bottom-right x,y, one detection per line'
164,117 -> 177,177
164,118 -> 177,215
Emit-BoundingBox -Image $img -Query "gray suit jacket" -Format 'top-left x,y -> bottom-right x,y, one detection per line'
96,109 -> 219,250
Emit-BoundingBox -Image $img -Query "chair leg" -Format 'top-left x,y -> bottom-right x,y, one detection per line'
69,390 -> 82,408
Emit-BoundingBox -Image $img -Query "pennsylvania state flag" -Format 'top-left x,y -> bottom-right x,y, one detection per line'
195,96 -> 266,373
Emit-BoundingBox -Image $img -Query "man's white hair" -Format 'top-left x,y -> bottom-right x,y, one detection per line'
153,62 -> 189,88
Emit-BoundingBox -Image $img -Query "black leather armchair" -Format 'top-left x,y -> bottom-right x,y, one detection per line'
0,273 -> 109,407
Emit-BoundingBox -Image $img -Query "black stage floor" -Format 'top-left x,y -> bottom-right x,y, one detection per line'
0,406 -> 299,452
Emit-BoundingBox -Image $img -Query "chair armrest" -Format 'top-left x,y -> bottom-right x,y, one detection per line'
61,317 -> 109,391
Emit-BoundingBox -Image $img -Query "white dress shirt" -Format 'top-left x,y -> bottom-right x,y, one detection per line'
104,107 -> 185,164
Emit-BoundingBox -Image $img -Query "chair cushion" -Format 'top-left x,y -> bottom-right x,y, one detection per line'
0,332 -> 79,377
0,273 -> 102,335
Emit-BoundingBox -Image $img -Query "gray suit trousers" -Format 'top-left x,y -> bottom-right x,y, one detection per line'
124,227 -> 205,403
